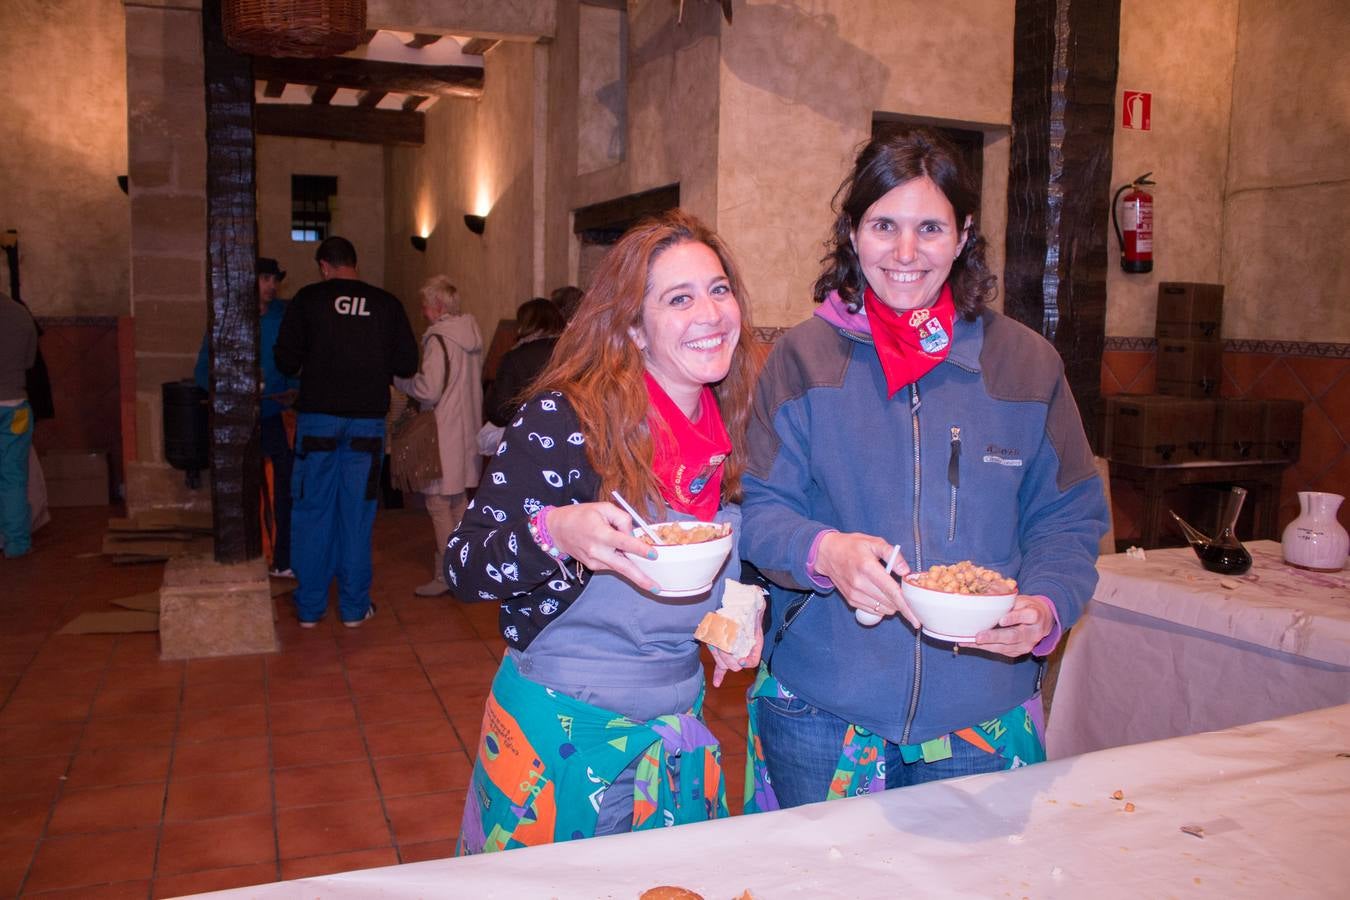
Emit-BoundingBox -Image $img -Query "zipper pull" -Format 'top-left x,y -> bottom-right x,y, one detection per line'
948,426 -> 961,487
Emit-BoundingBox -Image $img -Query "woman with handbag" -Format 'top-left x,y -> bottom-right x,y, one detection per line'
393,275 -> 484,597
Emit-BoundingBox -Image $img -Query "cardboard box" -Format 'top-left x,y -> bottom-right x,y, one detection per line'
1156,338 -> 1223,398
1105,395 -> 1217,465
1155,282 -> 1223,341
41,451 -> 110,507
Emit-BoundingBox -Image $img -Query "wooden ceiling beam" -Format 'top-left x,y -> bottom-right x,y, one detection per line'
461,37 -> 499,55
252,56 -> 483,98
404,33 -> 441,48
262,79 -> 286,98
311,85 -> 338,105
402,94 -> 429,112
357,90 -> 387,108
255,104 -> 424,146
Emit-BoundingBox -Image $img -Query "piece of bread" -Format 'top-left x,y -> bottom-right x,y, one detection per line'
694,579 -> 765,658
639,888 -> 704,900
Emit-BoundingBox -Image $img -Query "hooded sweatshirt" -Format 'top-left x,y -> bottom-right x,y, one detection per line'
394,313 -> 484,494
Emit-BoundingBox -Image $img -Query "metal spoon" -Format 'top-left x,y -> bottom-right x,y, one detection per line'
609,490 -> 666,545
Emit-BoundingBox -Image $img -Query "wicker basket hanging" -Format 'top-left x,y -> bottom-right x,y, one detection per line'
223,0 -> 367,58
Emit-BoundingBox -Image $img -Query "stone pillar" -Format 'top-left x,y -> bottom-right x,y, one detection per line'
159,554 -> 278,659
1005,0 -> 1121,445
123,0 -> 210,516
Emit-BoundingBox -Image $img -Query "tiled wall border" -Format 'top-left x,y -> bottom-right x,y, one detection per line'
35,315 -> 121,328
1105,336 -> 1350,359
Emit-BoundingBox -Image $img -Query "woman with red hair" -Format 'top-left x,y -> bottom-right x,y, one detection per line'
450,209 -> 762,853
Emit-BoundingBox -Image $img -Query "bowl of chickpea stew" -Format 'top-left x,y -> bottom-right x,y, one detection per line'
900,561 -> 1017,642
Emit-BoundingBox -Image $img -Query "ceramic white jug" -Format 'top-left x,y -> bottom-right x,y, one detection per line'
1281,492 -> 1349,572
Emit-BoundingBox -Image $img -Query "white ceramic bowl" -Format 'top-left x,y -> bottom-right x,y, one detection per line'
900,574 -> 1016,642
626,522 -> 734,597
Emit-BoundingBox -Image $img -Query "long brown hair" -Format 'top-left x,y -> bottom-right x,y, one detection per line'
532,209 -> 761,514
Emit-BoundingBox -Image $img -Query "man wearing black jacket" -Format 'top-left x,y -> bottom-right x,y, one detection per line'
275,237 -> 418,628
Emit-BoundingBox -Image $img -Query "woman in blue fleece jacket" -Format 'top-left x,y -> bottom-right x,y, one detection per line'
739,129 -> 1109,810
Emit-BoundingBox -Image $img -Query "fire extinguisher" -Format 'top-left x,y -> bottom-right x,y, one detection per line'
1112,172 -> 1155,273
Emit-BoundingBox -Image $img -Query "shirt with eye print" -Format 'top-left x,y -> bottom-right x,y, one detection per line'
446,392 -> 600,649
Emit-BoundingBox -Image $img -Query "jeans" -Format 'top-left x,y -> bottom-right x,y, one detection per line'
755,693 -> 1011,808
260,415 -> 294,571
290,413 -> 384,623
0,402 -> 33,558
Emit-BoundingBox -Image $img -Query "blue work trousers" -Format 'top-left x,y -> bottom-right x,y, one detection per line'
290,413 -> 384,623
0,402 -> 33,558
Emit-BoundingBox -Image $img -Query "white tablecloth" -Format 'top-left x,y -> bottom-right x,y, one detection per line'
1046,541 -> 1350,758
188,704 -> 1350,899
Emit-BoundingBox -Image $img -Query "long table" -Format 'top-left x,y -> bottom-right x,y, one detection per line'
189,704 -> 1350,899
1046,540 -> 1350,759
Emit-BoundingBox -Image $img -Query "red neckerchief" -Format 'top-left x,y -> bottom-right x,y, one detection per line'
644,372 -> 730,520
864,284 -> 957,397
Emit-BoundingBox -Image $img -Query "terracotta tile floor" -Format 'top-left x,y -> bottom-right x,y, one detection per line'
0,506 -> 753,898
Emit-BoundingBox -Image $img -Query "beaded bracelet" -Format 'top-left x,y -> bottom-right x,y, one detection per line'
528,506 -> 571,562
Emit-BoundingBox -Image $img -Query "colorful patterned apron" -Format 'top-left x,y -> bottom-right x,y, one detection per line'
743,665 -> 1045,813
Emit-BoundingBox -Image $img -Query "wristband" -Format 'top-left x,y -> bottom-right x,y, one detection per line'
527,506 -> 571,562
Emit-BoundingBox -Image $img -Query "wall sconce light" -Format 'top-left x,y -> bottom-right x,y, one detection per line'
410,235 -> 427,252
463,214 -> 486,236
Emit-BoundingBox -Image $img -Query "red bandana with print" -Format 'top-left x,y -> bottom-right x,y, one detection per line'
864,283 -> 957,398
644,372 -> 731,520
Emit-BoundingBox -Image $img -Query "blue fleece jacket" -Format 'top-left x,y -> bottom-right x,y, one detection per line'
194,298 -> 298,419
741,294 -> 1108,744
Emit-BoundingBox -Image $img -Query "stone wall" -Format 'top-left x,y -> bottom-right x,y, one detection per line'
0,0 -> 129,317
123,0 -> 209,514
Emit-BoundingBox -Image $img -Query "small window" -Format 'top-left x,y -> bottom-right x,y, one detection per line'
291,175 -> 338,242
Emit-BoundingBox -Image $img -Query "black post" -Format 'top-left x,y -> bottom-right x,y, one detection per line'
202,0 -> 262,563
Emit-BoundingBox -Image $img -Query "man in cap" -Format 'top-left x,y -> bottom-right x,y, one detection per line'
195,256 -> 300,577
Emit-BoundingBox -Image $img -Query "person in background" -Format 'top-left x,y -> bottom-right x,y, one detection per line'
0,292 -> 38,558
275,236 -> 418,628
483,297 -> 566,428
740,129 -> 1108,810
449,210 -> 762,854
551,284 -> 584,324
195,256 -> 299,577
394,276 -> 485,598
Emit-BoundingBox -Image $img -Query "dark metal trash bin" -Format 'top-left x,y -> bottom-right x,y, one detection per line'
162,379 -> 208,488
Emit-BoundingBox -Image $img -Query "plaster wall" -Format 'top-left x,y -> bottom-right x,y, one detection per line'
385,38 -> 538,343
543,0 -> 724,293
1222,0 -> 1350,342
1106,0 -> 1239,338
0,0 -> 129,316
715,0 -> 1014,328
576,3 -> 626,176
256,137 -> 387,292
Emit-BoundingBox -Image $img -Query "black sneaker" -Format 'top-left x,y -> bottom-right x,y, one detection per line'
343,603 -> 377,628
